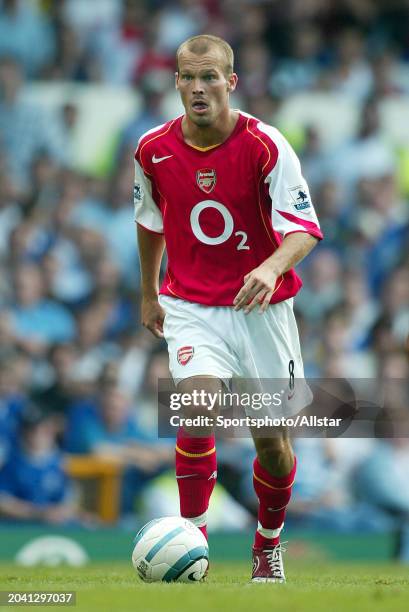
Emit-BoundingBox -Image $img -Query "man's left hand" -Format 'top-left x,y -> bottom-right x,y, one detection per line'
233,262 -> 279,314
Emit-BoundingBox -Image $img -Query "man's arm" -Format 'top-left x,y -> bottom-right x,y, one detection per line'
0,492 -> 75,523
234,126 -> 322,314
0,493 -> 40,520
233,232 -> 318,313
137,224 -> 166,338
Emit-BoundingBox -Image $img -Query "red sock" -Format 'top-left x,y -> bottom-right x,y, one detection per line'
253,455 -> 297,549
175,428 -> 217,540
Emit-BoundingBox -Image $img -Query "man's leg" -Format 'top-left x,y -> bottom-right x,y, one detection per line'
175,376 -> 221,540
252,431 -> 296,547
251,429 -> 296,582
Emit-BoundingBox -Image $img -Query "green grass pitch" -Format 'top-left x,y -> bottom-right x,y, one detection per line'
1,561 -> 408,612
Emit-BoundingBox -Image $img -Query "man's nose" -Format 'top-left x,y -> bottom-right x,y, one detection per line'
192,78 -> 204,94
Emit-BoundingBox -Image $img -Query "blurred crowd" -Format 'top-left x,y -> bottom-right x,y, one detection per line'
0,0 -> 408,534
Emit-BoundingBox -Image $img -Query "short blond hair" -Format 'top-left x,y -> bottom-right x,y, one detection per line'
176,35 -> 234,77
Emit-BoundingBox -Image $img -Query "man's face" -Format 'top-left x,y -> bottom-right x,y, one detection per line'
101,388 -> 129,429
24,421 -> 55,455
175,47 -> 237,127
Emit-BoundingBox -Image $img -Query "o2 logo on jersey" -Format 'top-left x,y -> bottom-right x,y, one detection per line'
190,200 -> 250,251
196,168 -> 216,194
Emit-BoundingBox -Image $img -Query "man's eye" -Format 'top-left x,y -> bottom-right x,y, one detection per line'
181,75 -> 193,80
204,75 -> 216,81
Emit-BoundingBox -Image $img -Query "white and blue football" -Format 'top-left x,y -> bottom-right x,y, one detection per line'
132,516 -> 209,583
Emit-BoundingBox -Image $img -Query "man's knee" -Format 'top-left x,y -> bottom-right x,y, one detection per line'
255,437 -> 294,475
177,376 -> 222,436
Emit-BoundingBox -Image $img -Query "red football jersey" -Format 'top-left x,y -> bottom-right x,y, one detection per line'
134,111 -> 323,306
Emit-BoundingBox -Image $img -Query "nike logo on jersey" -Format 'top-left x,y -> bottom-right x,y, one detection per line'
176,474 -> 198,479
208,471 -> 217,480
152,154 -> 173,164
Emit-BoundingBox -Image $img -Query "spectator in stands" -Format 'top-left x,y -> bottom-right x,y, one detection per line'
326,97 -> 396,199
381,267 -> 409,344
70,301 -> 121,384
90,257 -> 135,338
0,0 -> 55,77
341,269 -> 379,350
237,40 -> 272,98
116,329 -> 157,397
286,437 -> 390,532
65,382 -> 165,458
299,126 -> 329,192
328,28 -> 373,100
26,152 -> 60,216
0,56 -> 65,191
296,249 -> 343,322
32,343 -> 80,419
311,179 -> 344,247
9,262 -> 76,356
320,307 -> 376,377
64,382 -> 172,514
354,439 -> 409,525
369,315 -> 403,361
371,49 -> 409,98
88,0 -> 146,85
118,77 -> 168,155
56,0 -> 123,82
135,348 -> 172,438
270,23 -> 322,96
0,406 -> 76,524
0,352 -> 28,468
59,102 -> 78,166
0,169 -> 21,258
347,176 -> 409,292
104,165 -> 139,286
244,92 -> 282,127
154,0 -> 201,55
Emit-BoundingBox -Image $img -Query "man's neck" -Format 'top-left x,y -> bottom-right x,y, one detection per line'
182,109 -> 239,149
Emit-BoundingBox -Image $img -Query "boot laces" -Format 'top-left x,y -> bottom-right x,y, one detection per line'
265,542 -> 286,577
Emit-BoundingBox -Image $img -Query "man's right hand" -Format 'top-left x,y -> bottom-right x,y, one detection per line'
141,297 -> 166,338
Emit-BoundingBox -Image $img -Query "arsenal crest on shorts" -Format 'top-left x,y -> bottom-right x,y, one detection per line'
177,346 -> 194,366
196,168 -> 216,194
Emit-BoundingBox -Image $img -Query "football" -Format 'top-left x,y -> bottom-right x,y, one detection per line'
131,516 -> 209,583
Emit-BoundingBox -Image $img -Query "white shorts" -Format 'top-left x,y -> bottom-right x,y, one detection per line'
159,295 -> 312,417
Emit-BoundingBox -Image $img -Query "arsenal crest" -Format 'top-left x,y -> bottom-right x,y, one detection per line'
196,168 -> 216,194
177,346 -> 194,366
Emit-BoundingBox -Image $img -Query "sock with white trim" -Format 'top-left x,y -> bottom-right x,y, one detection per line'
253,455 -> 297,548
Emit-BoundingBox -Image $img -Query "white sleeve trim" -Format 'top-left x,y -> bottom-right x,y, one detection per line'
257,123 -> 321,237
133,160 -> 163,233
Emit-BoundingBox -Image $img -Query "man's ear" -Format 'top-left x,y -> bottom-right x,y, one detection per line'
227,73 -> 238,93
175,71 -> 179,90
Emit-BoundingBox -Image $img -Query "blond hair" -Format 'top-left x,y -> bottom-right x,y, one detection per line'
176,35 -> 234,77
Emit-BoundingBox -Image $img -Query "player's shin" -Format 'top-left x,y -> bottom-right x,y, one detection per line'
175,427 -> 217,540
253,455 -> 297,548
